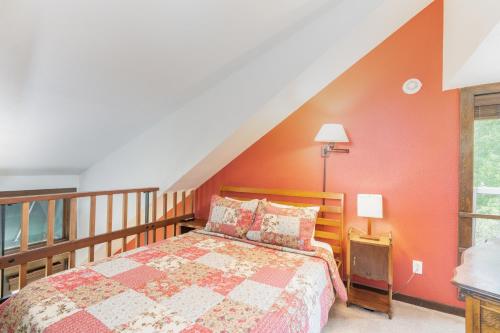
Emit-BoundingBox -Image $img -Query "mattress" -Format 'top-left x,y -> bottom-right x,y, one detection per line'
0,230 -> 346,333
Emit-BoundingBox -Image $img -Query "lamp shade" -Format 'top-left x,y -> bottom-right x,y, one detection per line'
357,194 -> 383,218
314,124 -> 349,143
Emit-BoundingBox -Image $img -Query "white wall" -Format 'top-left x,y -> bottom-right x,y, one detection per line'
0,175 -> 79,191
443,0 -> 500,89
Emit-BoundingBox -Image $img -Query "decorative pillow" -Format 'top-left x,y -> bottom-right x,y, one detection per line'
246,201 -> 319,251
205,195 -> 260,238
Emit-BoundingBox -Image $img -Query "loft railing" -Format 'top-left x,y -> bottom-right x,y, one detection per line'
0,187 -> 196,300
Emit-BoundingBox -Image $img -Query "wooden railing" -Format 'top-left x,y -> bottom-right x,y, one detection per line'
0,187 -> 196,296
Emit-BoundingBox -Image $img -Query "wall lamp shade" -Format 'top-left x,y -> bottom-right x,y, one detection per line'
314,124 -> 349,143
357,194 -> 383,218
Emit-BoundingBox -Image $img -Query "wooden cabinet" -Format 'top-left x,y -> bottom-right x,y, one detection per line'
453,239 -> 500,333
346,227 -> 393,318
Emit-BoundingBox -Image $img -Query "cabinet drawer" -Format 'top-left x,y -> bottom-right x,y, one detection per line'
350,241 -> 389,281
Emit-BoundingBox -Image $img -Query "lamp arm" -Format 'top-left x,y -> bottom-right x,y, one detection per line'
321,143 -> 349,157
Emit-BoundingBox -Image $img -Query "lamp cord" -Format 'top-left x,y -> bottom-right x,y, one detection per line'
392,273 -> 416,296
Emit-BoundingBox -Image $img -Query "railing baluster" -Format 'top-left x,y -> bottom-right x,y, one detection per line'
172,192 -> 177,236
122,193 -> 128,251
19,202 -> 29,289
163,193 -> 168,239
0,205 -> 5,298
69,198 -> 77,268
191,189 -> 196,214
152,190 -> 157,243
89,196 -> 96,262
135,192 -> 141,248
182,191 -> 186,216
46,200 -> 55,276
106,194 -> 113,257
144,192 -> 149,245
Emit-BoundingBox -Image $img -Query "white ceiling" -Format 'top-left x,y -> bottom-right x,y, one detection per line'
443,0 -> 500,89
0,0 -> 331,174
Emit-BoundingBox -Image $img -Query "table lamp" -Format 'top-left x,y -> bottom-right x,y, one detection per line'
357,194 -> 383,240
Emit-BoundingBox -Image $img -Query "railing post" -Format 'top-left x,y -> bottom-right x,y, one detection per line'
144,192 -> 149,245
46,200 -> 55,276
19,202 -> 29,289
163,193 -> 168,240
135,192 -> 141,248
122,193 -> 128,251
107,194 -> 113,257
89,196 -> 96,262
68,198 -> 77,268
172,192 -> 177,236
152,191 -> 157,243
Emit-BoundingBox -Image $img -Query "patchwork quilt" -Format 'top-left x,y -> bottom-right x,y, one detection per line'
0,231 -> 346,333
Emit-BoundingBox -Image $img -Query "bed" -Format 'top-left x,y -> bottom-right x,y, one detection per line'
0,186 -> 347,333
0,230 -> 345,332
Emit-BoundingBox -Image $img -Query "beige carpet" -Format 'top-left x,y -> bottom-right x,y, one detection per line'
324,300 -> 464,333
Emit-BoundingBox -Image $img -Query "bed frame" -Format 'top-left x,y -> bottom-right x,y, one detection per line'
219,186 -> 345,269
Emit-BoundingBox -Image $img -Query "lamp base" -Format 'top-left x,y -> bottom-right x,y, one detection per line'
359,218 -> 380,241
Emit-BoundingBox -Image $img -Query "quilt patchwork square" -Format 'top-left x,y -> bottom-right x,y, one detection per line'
87,290 -> 157,329
180,323 -> 212,333
48,268 -> 103,291
45,310 -> 111,333
115,305 -> 190,333
90,257 -> 142,277
197,298 -> 264,332
250,266 -> 295,288
195,252 -> 235,271
67,278 -> 127,308
112,265 -> 165,289
228,280 -> 282,311
125,248 -> 167,264
197,271 -> 244,296
161,286 -> 224,322
147,254 -> 189,272
24,293 -> 79,331
175,246 -> 210,260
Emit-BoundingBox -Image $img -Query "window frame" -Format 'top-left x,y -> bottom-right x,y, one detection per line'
459,83 -> 500,261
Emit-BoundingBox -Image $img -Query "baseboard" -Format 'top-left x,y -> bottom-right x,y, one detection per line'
350,283 -> 465,317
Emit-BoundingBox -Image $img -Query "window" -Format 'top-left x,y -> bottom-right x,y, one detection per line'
459,84 -> 500,259
3,200 -> 66,250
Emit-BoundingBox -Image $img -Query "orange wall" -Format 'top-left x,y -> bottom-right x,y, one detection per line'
195,1 -> 462,307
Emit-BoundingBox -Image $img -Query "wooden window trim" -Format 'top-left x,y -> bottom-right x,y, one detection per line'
459,83 -> 500,262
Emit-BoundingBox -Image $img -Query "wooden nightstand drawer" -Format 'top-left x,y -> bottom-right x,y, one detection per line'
351,241 -> 389,281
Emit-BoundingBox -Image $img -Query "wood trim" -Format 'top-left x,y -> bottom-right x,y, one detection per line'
0,187 -> 159,205
316,218 -> 341,227
45,200 -> 55,276
106,194 -> 113,257
88,196 -> 96,262
152,190 -> 157,243
0,188 -> 76,198
18,202 -> 29,289
314,230 -> 340,241
459,83 -> 500,263
68,199 -> 77,268
221,186 -> 343,200
0,214 -> 194,269
351,282 -> 465,317
459,212 -> 500,220
122,193 -> 128,251
135,192 -> 141,248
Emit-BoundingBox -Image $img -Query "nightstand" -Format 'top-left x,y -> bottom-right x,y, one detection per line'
346,227 -> 393,318
177,219 -> 207,235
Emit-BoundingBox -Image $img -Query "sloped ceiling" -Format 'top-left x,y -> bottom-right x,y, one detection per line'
0,0 -> 332,174
0,0 -> 434,192
443,0 -> 500,89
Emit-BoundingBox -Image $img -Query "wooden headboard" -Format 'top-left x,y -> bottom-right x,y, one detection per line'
220,186 -> 344,265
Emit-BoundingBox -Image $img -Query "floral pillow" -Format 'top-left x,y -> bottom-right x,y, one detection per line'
205,195 -> 260,238
246,201 -> 319,251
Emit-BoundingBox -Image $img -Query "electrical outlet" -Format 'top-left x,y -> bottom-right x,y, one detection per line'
413,260 -> 423,275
